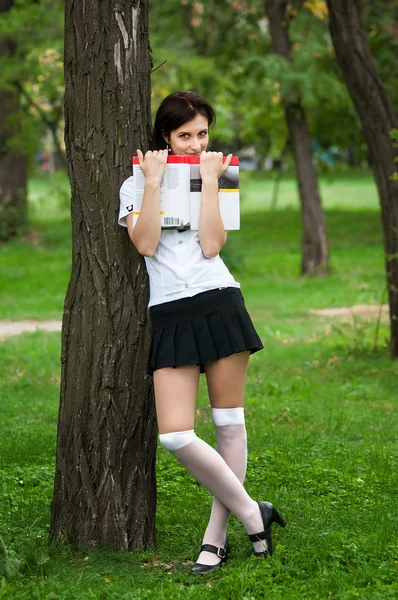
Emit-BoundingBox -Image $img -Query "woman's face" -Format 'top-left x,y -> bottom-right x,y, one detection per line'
165,114 -> 209,156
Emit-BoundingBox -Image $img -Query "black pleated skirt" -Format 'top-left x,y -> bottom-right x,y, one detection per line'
147,287 -> 263,375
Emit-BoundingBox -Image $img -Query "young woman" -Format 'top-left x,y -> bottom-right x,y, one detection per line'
119,92 -> 286,574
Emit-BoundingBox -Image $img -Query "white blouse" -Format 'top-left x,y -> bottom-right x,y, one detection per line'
119,178 -> 240,307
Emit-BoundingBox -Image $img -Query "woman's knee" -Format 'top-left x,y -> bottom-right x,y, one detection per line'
212,407 -> 245,426
159,429 -> 197,452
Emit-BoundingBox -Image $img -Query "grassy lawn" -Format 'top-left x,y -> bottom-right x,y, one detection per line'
0,171 -> 397,599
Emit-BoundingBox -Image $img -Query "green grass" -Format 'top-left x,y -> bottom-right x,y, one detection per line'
240,169 -> 380,212
0,172 -> 71,320
1,172 -> 397,599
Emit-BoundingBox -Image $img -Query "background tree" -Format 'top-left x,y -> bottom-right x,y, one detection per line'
264,0 -> 328,275
327,0 -> 398,357
50,0 -> 157,549
0,0 -> 28,242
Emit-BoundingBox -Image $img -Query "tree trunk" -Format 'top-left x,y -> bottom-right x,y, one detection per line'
327,0 -> 398,357
264,0 -> 329,275
50,0 -> 157,550
0,0 -> 27,242
48,122 -> 67,171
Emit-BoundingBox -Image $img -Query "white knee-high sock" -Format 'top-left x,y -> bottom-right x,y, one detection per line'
159,428 -> 267,555
198,407 -> 247,565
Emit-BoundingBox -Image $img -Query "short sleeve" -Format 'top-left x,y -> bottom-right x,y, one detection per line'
118,176 -> 135,227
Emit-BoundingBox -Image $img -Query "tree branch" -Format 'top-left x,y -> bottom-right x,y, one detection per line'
12,80 -> 56,129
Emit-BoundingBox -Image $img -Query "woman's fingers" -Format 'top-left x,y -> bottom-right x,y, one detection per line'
200,151 -> 233,178
136,148 -> 168,178
224,153 -> 233,168
136,148 -> 168,159
220,153 -> 233,175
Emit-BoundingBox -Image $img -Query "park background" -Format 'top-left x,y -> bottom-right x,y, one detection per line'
0,1 -> 397,599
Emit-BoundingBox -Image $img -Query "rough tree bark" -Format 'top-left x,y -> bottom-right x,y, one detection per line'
327,0 -> 398,357
264,0 -> 329,275
0,0 -> 27,242
50,0 -> 157,549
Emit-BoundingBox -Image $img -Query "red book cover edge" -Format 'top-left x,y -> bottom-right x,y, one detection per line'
132,155 -> 239,166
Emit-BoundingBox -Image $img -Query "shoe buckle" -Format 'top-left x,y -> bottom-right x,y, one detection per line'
217,547 -> 226,559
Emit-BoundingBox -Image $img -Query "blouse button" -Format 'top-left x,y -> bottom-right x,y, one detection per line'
178,240 -> 183,244
180,261 -> 184,266
185,283 -> 189,288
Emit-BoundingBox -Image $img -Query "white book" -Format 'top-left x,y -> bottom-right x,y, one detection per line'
126,155 -> 240,231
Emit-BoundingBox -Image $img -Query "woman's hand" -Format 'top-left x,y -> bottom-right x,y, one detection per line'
199,151 -> 233,184
137,148 -> 168,183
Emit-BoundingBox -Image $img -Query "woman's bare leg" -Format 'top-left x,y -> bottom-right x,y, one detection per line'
154,365 -> 200,434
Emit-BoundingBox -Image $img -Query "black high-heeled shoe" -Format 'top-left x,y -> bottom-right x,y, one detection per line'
248,501 -> 286,557
191,540 -> 230,575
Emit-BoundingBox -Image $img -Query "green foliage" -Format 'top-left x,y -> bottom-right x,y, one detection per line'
150,0 -> 282,157
0,540 -> 23,579
150,0 -> 398,169
0,0 -> 396,173
2,103 -> 43,162
0,190 -> 26,242
0,0 -> 64,160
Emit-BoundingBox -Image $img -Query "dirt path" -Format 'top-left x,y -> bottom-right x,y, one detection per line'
0,304 -> 389,342
0,320 -> 62,341
310,304 -> 389,318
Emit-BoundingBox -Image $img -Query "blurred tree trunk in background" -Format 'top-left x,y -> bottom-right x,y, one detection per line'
50,0 -> 157,549
0,0 -> 27,242
264,0 -> 329,275
327,0 -> 398,358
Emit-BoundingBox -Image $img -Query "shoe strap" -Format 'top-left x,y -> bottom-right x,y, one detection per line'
200,543 -> 227,558
248,530 -> 267,542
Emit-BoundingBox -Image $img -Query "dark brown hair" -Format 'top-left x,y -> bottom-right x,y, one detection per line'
151,91 -> 216,150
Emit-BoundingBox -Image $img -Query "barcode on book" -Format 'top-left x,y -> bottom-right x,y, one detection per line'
163,217 -> 180,225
